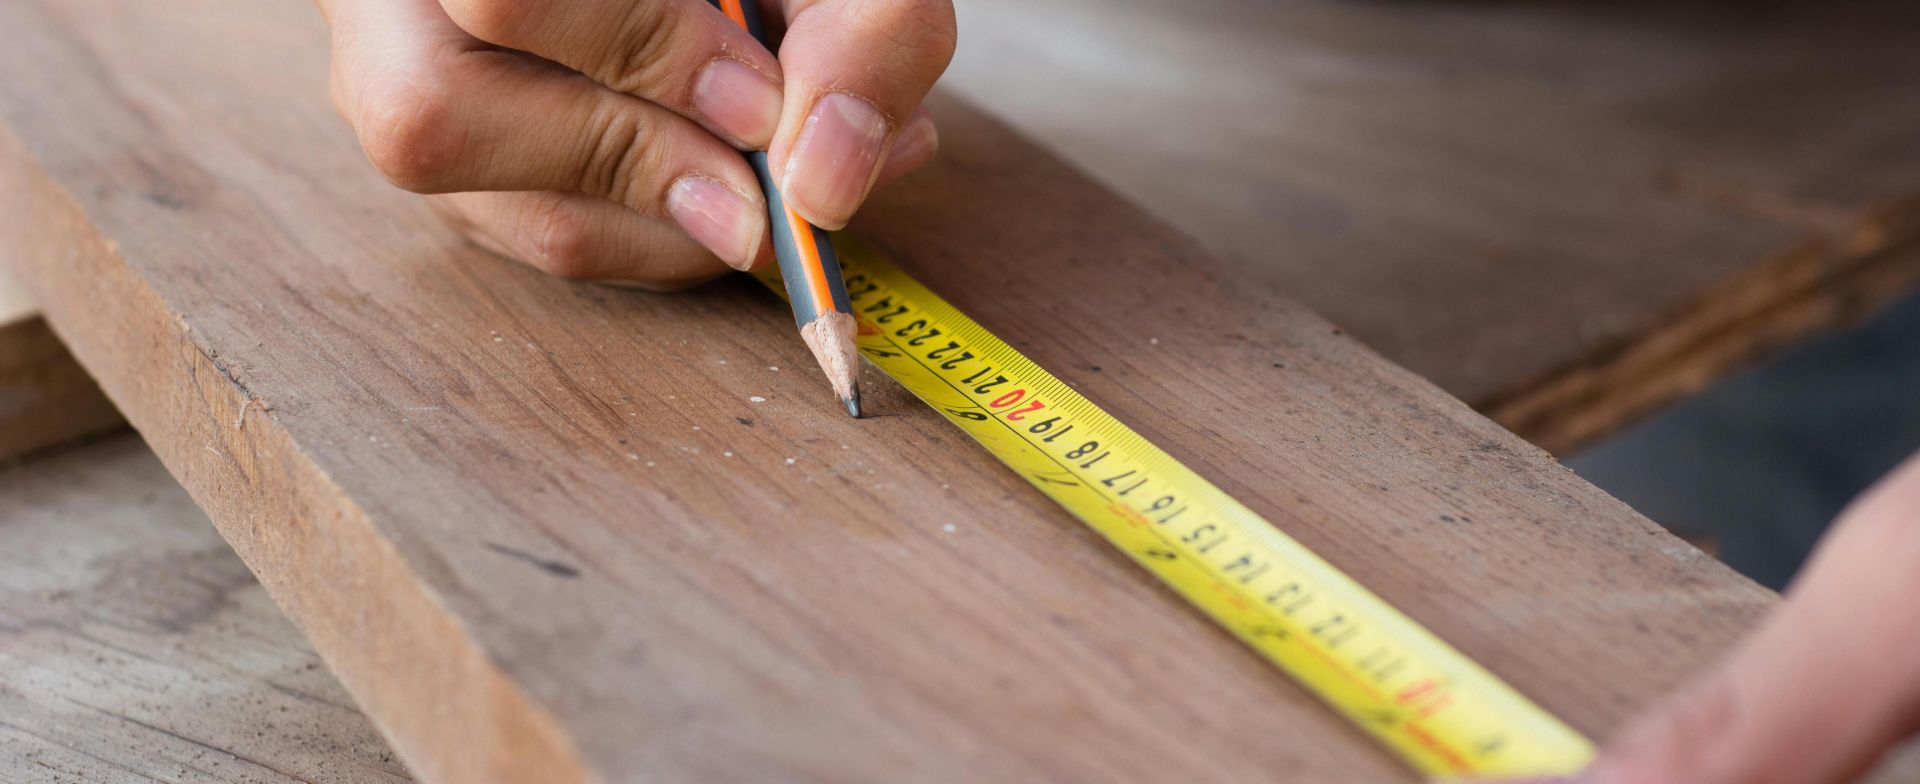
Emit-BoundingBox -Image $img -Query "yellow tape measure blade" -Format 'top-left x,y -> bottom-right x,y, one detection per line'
768,237 -> 1594,777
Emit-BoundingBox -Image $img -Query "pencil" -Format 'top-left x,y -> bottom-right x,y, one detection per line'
708,0 -> 862,418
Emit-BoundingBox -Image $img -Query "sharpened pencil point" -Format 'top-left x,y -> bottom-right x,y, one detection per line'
800,312 -> 861,416
843,385 -> 862,418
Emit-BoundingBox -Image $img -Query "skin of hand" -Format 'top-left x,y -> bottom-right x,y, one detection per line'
1453,450 -> 1920,784
313,0 -> 955,289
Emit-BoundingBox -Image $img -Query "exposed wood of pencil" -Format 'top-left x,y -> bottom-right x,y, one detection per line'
0,1 -> 1784,781
720,0 -> 862,417
798,310 -> 860,409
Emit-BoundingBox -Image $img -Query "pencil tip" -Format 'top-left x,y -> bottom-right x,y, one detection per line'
843,385 -> 862,418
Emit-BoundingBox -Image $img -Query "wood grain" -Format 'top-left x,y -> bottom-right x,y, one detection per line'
947,0 -> 1920,452
0,434 -> 411,783
0,269 -> 121,461
0,0 -> 1794,781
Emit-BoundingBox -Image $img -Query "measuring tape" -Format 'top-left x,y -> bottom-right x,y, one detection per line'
761,237 -> 1595,778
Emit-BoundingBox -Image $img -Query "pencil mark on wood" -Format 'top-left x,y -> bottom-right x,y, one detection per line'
484,542 -> 582,579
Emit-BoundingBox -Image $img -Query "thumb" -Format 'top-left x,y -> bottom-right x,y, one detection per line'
1593,454 -> 1920,784
1436,668 -> 1885,784
1444,452 -> 1920,784
765,0 -> 956,229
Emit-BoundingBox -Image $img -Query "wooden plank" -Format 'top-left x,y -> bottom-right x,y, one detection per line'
0,434 -> 411,783
0,0 -> 1781,781
947,0 -> 1920,452
0,268 -> 122,460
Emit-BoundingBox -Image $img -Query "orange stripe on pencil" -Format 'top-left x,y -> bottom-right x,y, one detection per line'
787,206 -> 837,317
708,0 -> 863,417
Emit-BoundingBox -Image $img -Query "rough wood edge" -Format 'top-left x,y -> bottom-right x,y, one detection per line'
0,125 -> 595,784
1483,194 -> 1920,454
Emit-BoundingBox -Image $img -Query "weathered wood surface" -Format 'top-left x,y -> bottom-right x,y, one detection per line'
0,269 -> 121,461
0,0 -> 1787,781
0,434 -> 411,783
948,0 -> 1920,453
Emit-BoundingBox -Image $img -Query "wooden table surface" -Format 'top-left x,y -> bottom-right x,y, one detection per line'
4,1 -> 1920,782
948,0 -> 1920,453
0,434 -> 409,783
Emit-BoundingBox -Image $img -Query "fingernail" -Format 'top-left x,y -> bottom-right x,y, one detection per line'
878,112 -> 938,182
782,92 -> 889,229
693,59 -> 783,149
666,176 -> 763,271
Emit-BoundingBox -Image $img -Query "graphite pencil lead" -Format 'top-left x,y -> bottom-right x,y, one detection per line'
843,384 -> 863,419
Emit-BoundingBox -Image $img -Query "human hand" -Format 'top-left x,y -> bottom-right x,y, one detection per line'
1456,452 -> 1920,784
315,0 -> 954,289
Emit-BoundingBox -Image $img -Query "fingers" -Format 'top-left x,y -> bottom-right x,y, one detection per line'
873,108 -> 939,191
435,0 -> 786,149
327,0 -> 769,270
767,0 -> 957,228
1535,454 -> 1920,784
431,190 -> 764,289
322,0 -> 949,283
1442,454 -> 1920,784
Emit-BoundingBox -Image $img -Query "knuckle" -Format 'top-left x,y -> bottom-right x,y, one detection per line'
353,65 -> 463,192
579,110 -> 668,208
523,200 -> 601,281
599,4 -> 687,95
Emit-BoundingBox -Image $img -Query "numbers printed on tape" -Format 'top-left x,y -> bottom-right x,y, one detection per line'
763,238 -> 1595,778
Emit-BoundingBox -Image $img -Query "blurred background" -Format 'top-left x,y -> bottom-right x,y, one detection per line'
1572,289 -> 1920,589
939,0 -> 1920,591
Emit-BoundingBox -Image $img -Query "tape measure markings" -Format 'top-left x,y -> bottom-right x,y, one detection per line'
760,237 -> 1594,777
